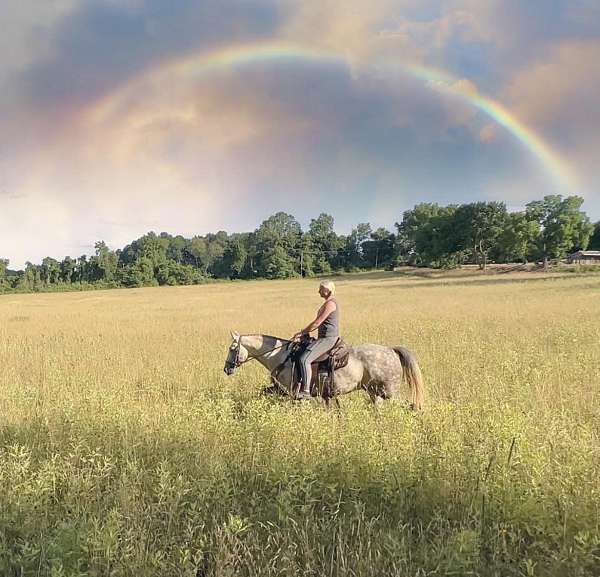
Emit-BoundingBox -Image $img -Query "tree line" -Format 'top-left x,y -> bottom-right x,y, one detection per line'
1,195 -> 599,292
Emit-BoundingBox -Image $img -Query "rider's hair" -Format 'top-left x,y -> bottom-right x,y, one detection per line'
319,280 -> 335,296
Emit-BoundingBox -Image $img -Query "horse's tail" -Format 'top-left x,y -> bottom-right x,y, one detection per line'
393,347 -> 425,410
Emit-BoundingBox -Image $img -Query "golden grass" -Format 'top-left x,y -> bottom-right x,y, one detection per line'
0,270 -> 599,576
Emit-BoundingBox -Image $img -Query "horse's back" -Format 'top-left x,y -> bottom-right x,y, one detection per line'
352,343 -> 404,385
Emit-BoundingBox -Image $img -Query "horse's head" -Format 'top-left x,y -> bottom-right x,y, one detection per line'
224,331 -> 249,375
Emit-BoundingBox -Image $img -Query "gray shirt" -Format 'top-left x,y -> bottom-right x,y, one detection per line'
318,298 -> 340,338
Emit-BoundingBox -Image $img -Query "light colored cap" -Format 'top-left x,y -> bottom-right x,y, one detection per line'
319,280 -> 335,295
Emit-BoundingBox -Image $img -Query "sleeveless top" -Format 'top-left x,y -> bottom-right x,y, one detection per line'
318,298 -> 340,338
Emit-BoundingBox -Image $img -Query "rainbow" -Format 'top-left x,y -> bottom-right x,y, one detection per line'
401,63 -> 577,192
171,42 -> 342,77
88,41 -> 577,192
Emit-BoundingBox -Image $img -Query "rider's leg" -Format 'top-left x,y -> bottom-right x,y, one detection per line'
298,349 -> 313,397
298,337 -> 338,398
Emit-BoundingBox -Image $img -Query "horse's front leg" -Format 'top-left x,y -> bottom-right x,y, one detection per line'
262,383 -> 287,397
266,363 -> 295,398
310,362 -> 321,397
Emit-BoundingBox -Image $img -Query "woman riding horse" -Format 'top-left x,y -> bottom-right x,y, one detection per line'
224,280 -> 425,409
292,280 -> 340,400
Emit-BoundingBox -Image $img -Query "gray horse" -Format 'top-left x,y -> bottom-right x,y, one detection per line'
224,331 -> 425,409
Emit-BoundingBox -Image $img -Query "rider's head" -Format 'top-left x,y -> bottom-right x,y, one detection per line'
319,280 -> 335,298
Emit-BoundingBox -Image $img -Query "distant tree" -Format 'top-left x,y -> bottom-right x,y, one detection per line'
4,196 -> 597,294
397,203 -> 459,267
186,236 -> 209,271
526,195 -> 594,264
304,213 -> 342,274
154,259 -> 203,285
256,213 -> 302,251
0,258 -> 7,280
23,262 -> 42,289
161,232 -> 188,263
205,232 -> 229,276
298,234 -> 316,277
41,257 -> 61,284
218,237 -> 248,278
255,212 -> 302,278
242,232 -> 259,277
120,232 -> 167,268
0,259 -> 9,290
396,203 -> 436,263
363,227 -> 396,269
494,212 -> 540,263
344,223 -> 371,269
60,256 -> 77,283
119,257 -> 156,287
154,260 -> 170,286
263,245 -> 298,279
165,262 -> 204,285
396,203 -> 449,265
589,222 -> 600,250
92,241 -> 118,282
76,255 -> 88,283
452,202 -> 508,269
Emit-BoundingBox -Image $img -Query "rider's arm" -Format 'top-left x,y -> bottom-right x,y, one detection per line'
294,300 -> 336,338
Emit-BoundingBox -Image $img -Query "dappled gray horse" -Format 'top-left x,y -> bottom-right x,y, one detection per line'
224,331 -> 425,409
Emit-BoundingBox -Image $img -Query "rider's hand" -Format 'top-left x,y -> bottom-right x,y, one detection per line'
292,331 -> 302,342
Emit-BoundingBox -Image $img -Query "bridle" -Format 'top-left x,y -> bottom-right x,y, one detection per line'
225,340 -> 244,371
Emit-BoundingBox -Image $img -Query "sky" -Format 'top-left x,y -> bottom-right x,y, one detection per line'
1,0 -> 599,269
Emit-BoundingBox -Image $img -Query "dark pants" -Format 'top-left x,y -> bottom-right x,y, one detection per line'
298,337 -> 338,392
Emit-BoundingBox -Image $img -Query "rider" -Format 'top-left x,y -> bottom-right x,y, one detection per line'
292,280 -> 340,400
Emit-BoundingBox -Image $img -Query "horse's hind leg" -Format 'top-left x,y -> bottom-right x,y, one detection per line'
368,381 -> 404,409
366,382 -> 386,406
382,379 -> 414,410
371,395 -> 384,407
383,379 -> 403,401
325,396 -> 342,411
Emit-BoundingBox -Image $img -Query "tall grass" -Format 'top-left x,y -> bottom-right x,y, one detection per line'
1,271 -> 599,576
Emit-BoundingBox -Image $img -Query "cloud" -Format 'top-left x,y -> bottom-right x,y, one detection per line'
505,40 -> 600,137
281,0 -> 407,62
504,39 -> 600,206
0,1 -> 77,75
2,52 -> 534,267
2,0 -> 600,267
479,124 -> 496,142
15,0 -> 285,116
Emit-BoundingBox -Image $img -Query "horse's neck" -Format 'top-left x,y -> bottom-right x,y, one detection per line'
242,334 -> 290,371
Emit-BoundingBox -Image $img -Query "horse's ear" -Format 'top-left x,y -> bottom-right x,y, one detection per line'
231,330 -> 240,341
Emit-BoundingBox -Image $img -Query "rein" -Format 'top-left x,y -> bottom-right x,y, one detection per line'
232,337 -> 290,367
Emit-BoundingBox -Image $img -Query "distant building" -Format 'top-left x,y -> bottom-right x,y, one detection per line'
568,251 -> 600,264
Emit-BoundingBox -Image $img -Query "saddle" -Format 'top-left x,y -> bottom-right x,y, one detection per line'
316,338 -> 350,373
273,336 -> 351,398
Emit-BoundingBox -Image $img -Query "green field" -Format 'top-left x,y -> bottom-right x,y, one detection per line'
1,270 -> 599,576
